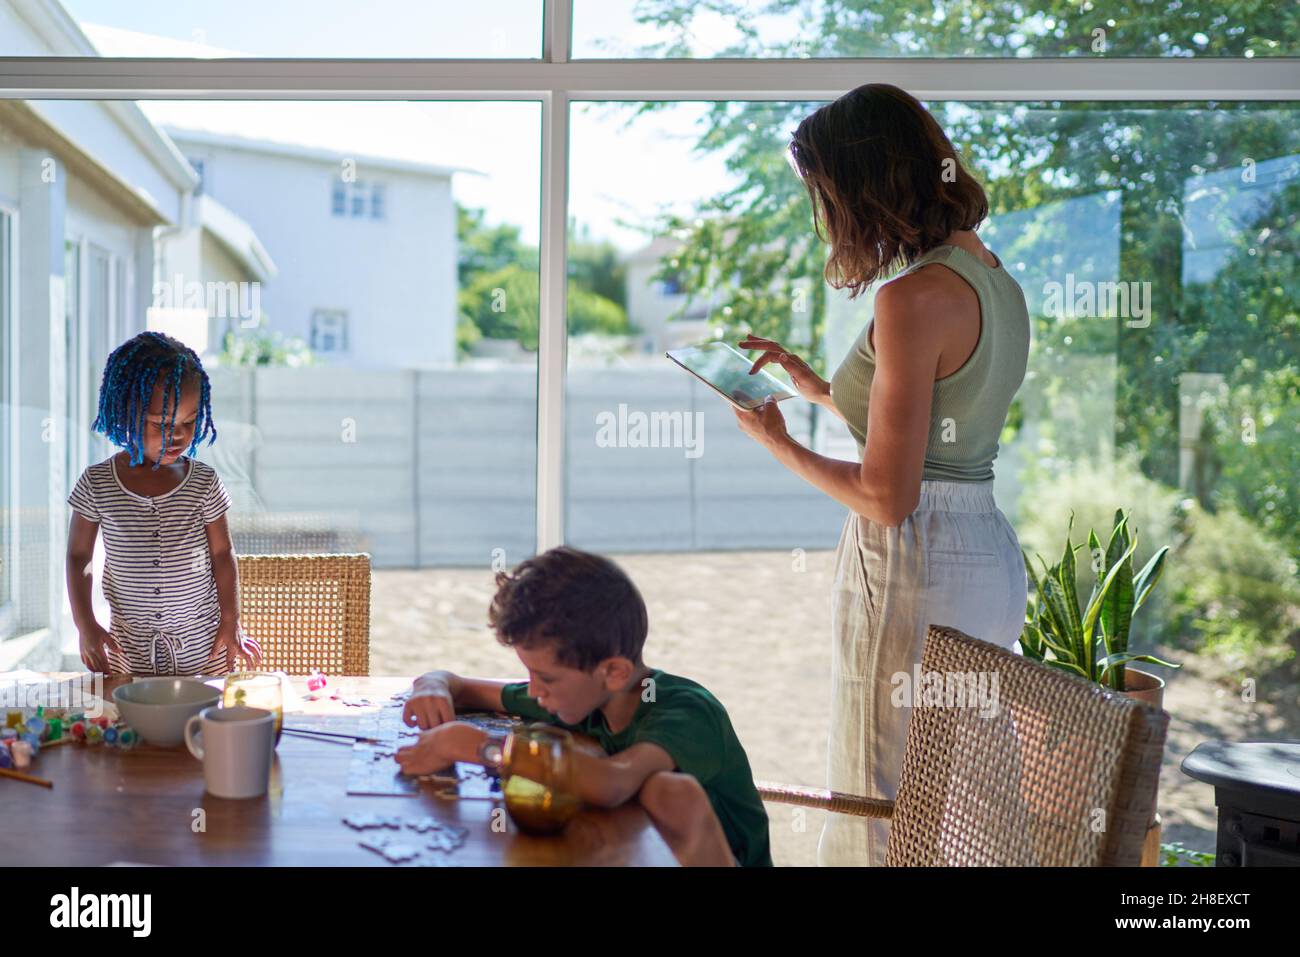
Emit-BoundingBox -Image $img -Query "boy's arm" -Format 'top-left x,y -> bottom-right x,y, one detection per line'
570,742 -> 677,807
397,722 -> 675,808
404,671 -> 514,728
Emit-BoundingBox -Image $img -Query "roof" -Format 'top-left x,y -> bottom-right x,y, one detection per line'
163,125 -> 472,179
0,99 -> 172,225
198,195 -> 278,282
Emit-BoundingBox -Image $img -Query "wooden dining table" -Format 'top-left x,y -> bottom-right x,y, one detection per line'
0,673 -> 678,867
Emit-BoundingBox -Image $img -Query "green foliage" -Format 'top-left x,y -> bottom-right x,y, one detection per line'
1016,454 -> 1300,676
568,283 -> 633,336
1160,842 -> 1215,867
1022,508 -> 1177,690
459,264 -> 540,349
1200,364 -> 1300,555
457,205 -> 537,282
1169,505 -> 1300,674
455,206 -> 630,354
570,226 -> 628,310
628,1 -> 1294,59
455,311 -> 481,355
217,327 -> 313,367
457,263 -> 631,353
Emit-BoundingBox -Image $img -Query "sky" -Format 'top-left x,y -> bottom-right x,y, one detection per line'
60,1 -> 796,253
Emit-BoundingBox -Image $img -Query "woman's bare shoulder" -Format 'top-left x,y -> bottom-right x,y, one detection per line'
878,260 -> 974,309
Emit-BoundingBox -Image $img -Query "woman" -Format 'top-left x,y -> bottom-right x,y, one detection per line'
732,83 -> 1030,866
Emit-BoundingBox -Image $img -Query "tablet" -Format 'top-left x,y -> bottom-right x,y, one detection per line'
665,341 -> 799,411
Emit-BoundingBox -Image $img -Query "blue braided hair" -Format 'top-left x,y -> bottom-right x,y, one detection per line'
92,331 -> 217,470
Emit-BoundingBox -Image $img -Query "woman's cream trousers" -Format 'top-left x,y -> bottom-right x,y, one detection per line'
818,478 -> 1028,866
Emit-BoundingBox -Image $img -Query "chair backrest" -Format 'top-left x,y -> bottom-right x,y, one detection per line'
887,625 -> 1169,866
236,553 -> 371,676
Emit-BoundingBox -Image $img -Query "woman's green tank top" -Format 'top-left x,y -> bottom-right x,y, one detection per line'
828,243 -> 1030,483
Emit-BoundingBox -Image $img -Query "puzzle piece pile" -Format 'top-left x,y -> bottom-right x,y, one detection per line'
344,813 -> 470,865
345,701 -> 425,796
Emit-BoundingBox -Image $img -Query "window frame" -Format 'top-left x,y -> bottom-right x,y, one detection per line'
0,0 -> 1295,553
0,203 -> 17,637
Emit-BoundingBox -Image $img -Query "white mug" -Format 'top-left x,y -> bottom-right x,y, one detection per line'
184,705 -> 275,799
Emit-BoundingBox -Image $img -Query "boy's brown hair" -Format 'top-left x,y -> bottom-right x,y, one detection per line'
488,546 -> 648,671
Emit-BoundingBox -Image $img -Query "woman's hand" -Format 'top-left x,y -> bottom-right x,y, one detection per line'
78,622 -> 122,673
205,622 -> 263,674
732,395 -> 790,450
738,336 -> 830,405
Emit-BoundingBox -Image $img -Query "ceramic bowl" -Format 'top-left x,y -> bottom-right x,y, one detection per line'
112,678 -> 222,747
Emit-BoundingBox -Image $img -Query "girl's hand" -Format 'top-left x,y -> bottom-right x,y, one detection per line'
738,335 -> 831,405
78,622 -> 122,673
206,622 -> 263,674
395,723 -> 461,776
733,395 -> 790,450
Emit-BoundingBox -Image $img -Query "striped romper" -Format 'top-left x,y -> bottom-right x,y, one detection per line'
67,455 -> 233,676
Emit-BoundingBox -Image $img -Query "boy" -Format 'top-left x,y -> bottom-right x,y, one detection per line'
395,545 -> 773,867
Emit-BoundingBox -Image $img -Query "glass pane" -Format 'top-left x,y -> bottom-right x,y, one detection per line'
565,97 -> 1300,864
2,1 -> 542,58
0,97 -> 539,681
574,1 -> 1300,58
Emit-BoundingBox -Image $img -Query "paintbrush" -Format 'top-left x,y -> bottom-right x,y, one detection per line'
0,767 -> 54,788
281,726 -> 381,744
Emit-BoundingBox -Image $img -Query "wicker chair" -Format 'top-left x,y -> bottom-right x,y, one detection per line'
235,553 -> 372,676
759,625 -> 1170,866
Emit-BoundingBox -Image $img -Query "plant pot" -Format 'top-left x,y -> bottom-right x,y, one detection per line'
1118,668 -> 1166,866
1118,667 -> 1165,709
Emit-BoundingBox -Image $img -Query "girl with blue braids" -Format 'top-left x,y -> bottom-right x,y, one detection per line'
65,331 -> 262,675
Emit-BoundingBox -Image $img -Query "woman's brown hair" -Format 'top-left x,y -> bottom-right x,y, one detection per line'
789,82 -> 988,298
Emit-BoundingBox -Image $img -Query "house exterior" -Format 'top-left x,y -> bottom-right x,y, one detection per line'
152,192 -> 278,355
163,126 -> 462,369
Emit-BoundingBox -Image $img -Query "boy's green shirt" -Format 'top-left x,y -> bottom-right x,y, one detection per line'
499,669 -> 773,867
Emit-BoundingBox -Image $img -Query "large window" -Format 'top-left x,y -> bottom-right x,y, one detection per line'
0,0 -> 1295,868
0,93 -> 540,660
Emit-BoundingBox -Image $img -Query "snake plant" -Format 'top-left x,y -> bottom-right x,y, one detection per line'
1020,508 -> 1177,691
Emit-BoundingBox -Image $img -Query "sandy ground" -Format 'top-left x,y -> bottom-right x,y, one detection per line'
369,549 -> 1295,867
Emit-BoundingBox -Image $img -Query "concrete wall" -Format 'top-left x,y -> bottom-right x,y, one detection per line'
203,364 -> 854,568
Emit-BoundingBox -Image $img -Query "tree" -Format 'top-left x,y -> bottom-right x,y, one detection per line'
456,206 -> 634,353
